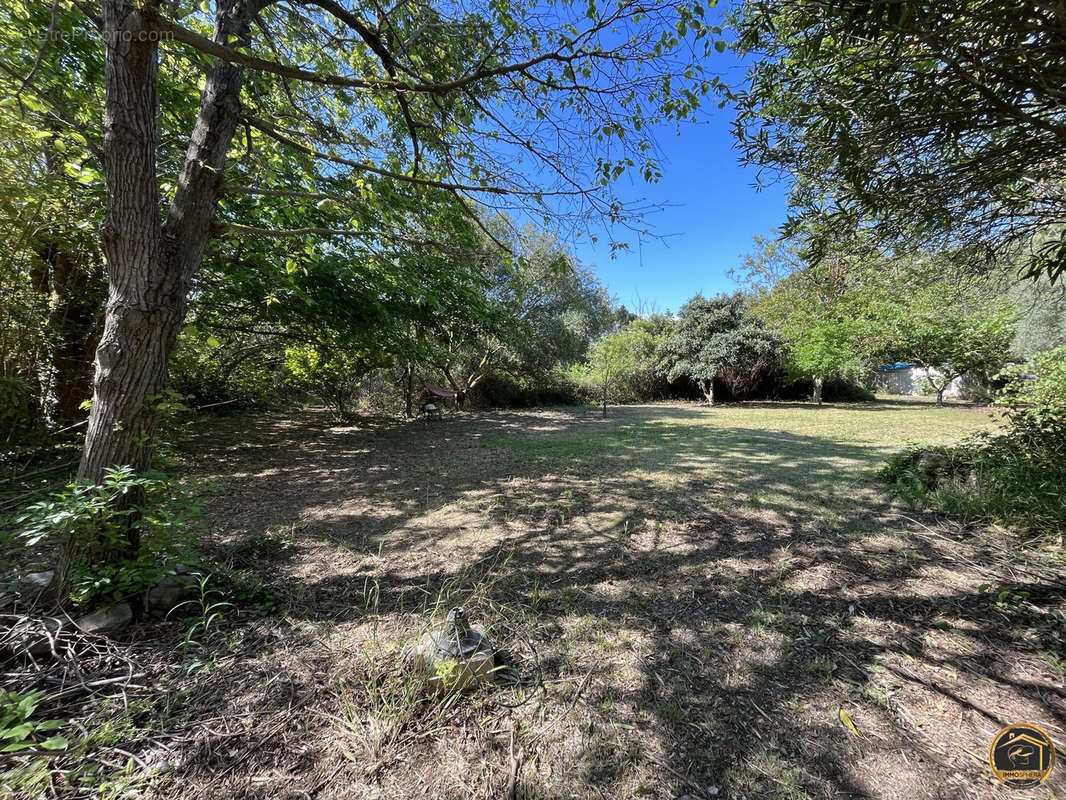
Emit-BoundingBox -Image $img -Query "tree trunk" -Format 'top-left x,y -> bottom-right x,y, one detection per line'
33,243 -> 105,427
78,0 -> 166,484
924,367 -> 947,407
813,375 -> 824,405
80,0 -> 250,481
702,379 -> 715,406
441,365 -> 467,411
403,362 -> 414,418
55,0 -> 252,601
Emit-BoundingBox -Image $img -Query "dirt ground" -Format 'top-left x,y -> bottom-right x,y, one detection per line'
130,401 -> 1066,799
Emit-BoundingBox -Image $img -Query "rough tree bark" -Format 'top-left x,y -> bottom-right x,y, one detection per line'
81,0 -> 251,481
55,0 -> 254,597
813,375 -> 824,405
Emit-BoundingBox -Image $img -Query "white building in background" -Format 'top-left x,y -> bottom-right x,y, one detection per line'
871,363 -> 984,401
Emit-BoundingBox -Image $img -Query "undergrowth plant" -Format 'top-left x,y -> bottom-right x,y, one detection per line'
170,574 -> 235,651
0,691 -> 67,754
17,466 -> 200,608
881,346 -> 1066,537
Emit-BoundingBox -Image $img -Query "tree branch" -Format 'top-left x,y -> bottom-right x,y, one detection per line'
147,8 -> 596,98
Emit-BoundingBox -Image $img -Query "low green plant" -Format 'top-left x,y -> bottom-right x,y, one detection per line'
0,691 -> 68,754
169,574 -> 235,650
881,427 -> 1066,535
17,466 -> 200,607
881,347 -> 1066,536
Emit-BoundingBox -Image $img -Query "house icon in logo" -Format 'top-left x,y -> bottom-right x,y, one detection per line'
989,724 -> 1056,787
999,732 -> 1050,770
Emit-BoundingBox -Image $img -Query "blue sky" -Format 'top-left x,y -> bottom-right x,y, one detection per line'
570,56 -> 791,315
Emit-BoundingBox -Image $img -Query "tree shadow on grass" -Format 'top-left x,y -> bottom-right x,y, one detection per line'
168,405 -> 1063,799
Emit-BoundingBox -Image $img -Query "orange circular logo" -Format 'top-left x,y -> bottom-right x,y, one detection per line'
988,723 -> 1056,788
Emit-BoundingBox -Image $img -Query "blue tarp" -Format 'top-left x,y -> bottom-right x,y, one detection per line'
875,362 -> 916,372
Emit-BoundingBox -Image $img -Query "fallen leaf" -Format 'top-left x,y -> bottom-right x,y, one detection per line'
839,708 -> 861,737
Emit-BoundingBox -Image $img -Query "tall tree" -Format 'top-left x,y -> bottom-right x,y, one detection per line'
434,222 -> 611,405
659,293 -> 782,404
3,0 -> 716,591
739,234 -> 881,403
76,0 -> 715,480
731,0 -> 1066,284
880,304 -> 1015,406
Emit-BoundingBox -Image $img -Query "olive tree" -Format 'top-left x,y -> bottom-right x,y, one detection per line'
659,293 -> 783,405
882,307 -> 1016,406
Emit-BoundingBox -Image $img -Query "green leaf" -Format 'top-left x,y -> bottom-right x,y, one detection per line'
39,735 -> 69,750
1,723 -> 32,740
838,708 -> 861,737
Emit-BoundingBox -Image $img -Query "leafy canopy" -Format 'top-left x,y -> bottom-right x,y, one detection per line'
660,293 -> 783,400
731,0 -> 1066,283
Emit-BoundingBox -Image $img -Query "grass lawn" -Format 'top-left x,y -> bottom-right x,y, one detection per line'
100,400 -> 1065,798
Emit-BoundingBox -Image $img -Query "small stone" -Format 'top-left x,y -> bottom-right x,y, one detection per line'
145,575 -> 197,617
21,570 -> 55,592
75,603 -> 133,636
706,787 -> 720,797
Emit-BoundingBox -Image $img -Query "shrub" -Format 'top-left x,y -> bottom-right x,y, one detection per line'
17,467 -> 200,608
881,428 -> 1066,536
881,346 -> 1066,537
169,328 -> 278,409
282,344 -> 391,420
997,345 -> 1066,434
777,375 -> 875,402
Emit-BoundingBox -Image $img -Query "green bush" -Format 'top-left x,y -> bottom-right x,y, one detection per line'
282,344 -> 390,420
778,375 -> 875,402
881,346 -> 1066,536
168,327 -> 279,409
17,466 -> 200,607
998,345 -> 1066,433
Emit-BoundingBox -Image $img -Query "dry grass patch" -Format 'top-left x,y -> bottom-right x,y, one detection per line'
9,400 -> 1063,799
